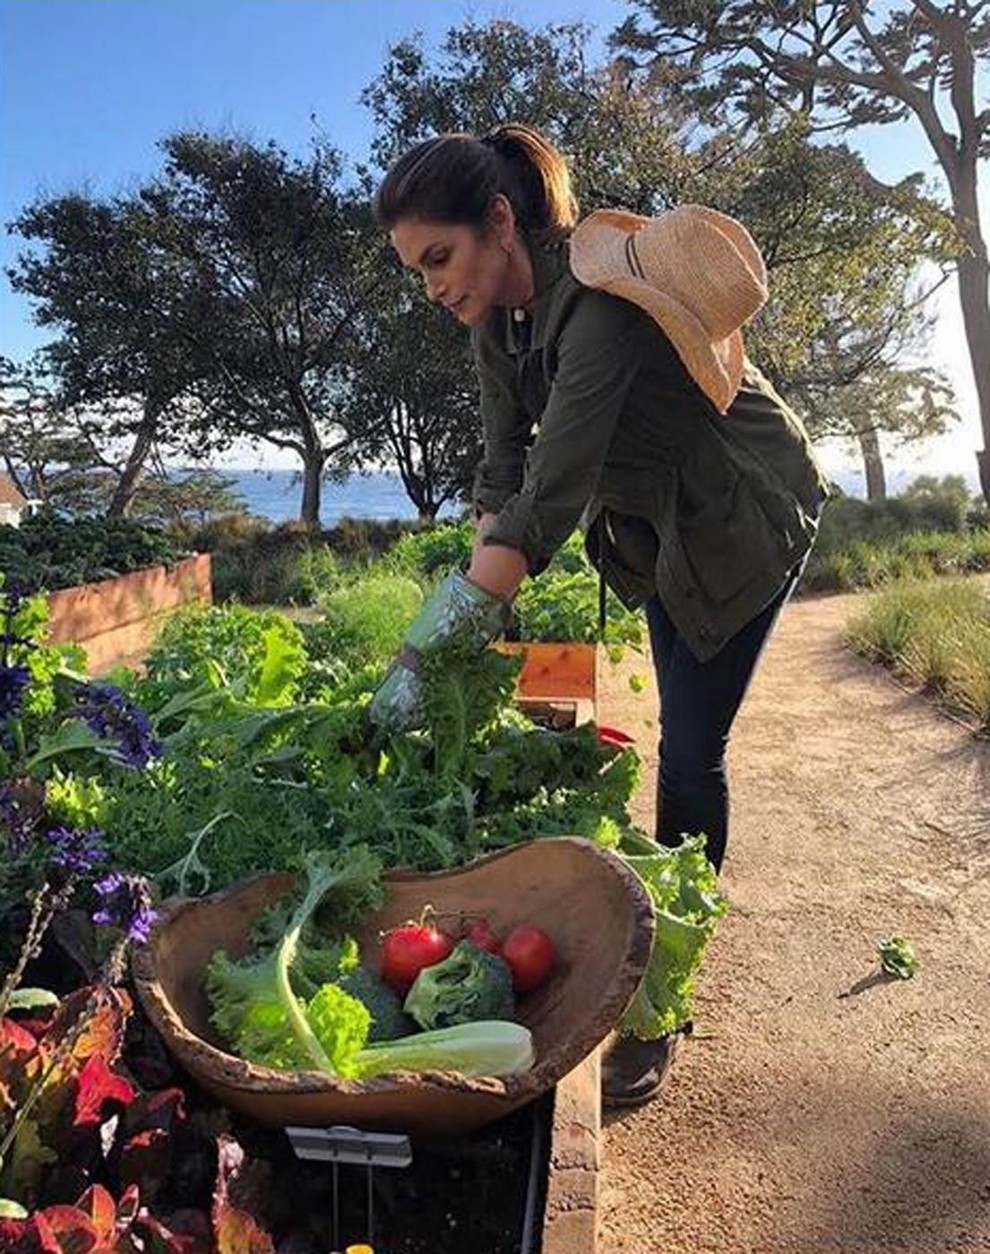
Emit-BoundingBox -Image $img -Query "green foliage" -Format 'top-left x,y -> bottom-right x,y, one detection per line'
385,522 -> 474,584
92,597 -> 647,891
520,554 -> 641,648
419,634 -> 523,783
877,935 -> 919,980
139,604 -> 307,710
385,524 -> 645,646
845,577 -> 990,731
0,512 -> 180,593
186,516 -> 418,604
205,846 -> 385,1075
617,832 -> 728,1038
803,528 -> 990,594
816,488 -> 973,551
313,573 -> 424,669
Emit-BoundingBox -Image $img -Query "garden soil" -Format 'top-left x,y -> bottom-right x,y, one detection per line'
594,585 -> 990,1254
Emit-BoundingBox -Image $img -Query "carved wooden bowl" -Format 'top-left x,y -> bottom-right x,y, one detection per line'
132,837 -> 654,1138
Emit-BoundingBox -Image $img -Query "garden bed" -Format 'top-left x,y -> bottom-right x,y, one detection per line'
46,554 -> 211,673
3,592 -> 721,1254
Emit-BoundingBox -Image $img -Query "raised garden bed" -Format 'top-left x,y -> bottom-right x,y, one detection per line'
498,641 -> 597,728
46,554 -> 211,673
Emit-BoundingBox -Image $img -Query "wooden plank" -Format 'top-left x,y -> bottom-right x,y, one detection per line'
495,642 -> 597,700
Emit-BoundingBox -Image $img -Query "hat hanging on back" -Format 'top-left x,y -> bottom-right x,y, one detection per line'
569,205 -> 768,414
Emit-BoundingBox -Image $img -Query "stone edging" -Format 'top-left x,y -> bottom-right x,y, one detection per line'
543,1047 -> 601,1254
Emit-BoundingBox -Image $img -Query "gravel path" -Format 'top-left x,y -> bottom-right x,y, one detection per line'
595,587 -> 990,1254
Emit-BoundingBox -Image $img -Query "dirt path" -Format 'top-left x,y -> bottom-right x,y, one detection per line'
595,587 -> 990,1254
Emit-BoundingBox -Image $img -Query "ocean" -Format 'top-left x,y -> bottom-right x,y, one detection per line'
223,468 -> 460,527
221,461 -> 972,527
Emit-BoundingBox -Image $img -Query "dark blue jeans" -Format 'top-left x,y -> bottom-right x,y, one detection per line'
645,568 -> 801,873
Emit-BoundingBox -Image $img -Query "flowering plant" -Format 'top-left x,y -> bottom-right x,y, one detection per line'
0,582 -> 274,1251
1,581 -> 163,914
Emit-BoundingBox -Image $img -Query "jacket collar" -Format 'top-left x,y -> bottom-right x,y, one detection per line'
503,237 -> 570,354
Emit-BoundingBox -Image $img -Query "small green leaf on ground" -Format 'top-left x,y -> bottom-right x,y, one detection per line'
877,934 -> 918,979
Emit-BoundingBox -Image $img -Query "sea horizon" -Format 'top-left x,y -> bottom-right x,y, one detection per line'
214,463 -> 948,527
217,467 -> 462,527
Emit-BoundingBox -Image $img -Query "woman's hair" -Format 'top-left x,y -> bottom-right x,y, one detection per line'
373,123 -> 578,241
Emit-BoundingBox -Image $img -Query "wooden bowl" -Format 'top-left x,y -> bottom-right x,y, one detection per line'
132,837 -> 653,1138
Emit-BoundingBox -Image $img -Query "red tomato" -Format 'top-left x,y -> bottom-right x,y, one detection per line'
380,924 -> 454,994
500,925 -> 557,994
465,917 -> 501,954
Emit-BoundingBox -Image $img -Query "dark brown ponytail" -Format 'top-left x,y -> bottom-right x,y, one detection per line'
373,123 -> 577,242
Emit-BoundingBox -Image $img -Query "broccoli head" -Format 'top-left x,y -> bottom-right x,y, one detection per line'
404,939 -> 515,1030
339,966 -> 417,1041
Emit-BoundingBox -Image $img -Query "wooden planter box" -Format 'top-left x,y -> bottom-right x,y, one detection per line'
496,641 -> 597,727
47,554 -> 212,674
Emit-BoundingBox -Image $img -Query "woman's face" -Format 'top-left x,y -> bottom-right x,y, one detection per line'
390,216 -> 509,327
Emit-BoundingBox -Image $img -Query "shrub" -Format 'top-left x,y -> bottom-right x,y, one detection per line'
0,511 -> 181,592
802,526 -> 990,593
309,573 -> 424,669
385,522 -> 474,584
846,578 -> 990,731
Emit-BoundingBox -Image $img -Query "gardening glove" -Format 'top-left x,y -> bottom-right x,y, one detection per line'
367,570 -> 512,736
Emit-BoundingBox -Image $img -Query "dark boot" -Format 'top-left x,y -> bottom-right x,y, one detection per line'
601,1028 -> 686,1109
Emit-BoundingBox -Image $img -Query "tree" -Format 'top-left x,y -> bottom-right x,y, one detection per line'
127,464 -> 247,533
344,255 -> 482,519
0,356 -> 109,511
902,471 -> 974,523
612,0 -> 990,501
713,123 -> 960,496
139,132 -> 386,526
363,20 -> 694,206
7,197 -> 215,516
0,356 -> 208,515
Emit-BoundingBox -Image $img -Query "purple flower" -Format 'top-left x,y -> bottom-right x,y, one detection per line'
0,783 -> 43,859
92,871 -> 157,944
0,584 -> 27,617
44,825 -> 108,877
0,663 -> 30,723
74,683 -> 162,769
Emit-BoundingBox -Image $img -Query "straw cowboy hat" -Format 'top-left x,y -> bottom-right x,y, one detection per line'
569,205 -> 769,414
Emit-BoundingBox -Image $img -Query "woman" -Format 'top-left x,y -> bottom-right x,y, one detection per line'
369,124 -> 829,1106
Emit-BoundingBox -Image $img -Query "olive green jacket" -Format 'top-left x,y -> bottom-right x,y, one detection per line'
471,240 -> 830,661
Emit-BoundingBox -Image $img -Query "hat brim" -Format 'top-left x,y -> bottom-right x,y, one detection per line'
571,209 -> 748,412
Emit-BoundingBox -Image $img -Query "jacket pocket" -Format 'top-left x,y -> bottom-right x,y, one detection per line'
676,470 -> 781,605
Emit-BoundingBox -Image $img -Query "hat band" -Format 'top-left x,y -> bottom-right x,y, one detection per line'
625,233 -> 646,280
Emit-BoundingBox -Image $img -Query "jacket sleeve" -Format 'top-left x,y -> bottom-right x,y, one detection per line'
484,289 -> 644,574
470,324 -> 532,517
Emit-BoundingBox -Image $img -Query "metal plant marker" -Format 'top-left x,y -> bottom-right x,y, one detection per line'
286,1124 -> 413,1250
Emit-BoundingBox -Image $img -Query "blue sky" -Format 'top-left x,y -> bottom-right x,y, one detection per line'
2,0 -> 985,486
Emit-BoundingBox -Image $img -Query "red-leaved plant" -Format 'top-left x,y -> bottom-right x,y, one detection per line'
0,985 -> 277,1253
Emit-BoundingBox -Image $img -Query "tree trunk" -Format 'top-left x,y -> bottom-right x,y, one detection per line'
858,427 -> 887,501
951,183 -> 990,505
299,451 -> 324,528
107,399 -> 160,517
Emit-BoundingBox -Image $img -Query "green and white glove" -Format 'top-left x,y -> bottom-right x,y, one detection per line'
367,571 -> 512,735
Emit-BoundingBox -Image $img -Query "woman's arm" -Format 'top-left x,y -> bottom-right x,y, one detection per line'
468,513 -> 528,599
